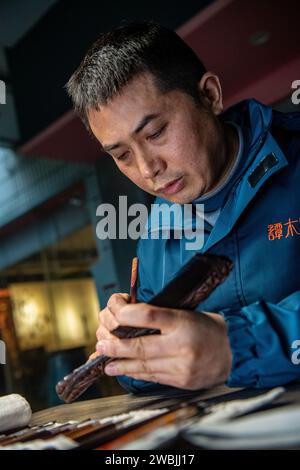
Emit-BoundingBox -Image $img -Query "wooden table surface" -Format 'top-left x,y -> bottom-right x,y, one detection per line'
31,382 -> 300,431
31,384 -> 239,425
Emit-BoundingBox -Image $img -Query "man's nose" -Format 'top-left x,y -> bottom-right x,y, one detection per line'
137,153 -> 166,179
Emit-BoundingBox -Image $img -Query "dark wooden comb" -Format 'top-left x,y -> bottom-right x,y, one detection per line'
56,253 -> 232,403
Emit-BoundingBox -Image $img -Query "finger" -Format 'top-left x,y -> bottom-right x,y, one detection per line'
96,334 -> 175,359
99,293 -> 131,331
88,351 -> 101,361
104,356 -> 180,378
96,324 -> 116,342
107,293 -> 130,314
115,303 -> 179,332
99,306 -> 119,331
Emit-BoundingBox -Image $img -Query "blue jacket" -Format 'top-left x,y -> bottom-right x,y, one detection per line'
118,99 -> 300,394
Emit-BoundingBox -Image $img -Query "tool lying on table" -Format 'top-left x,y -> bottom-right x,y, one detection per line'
119,387 -> 287,450
56,253 -> 233,403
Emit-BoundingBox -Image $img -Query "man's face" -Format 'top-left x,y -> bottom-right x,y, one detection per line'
88,73 -> 226,204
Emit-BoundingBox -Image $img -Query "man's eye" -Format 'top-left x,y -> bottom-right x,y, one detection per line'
148,125 -> 166,140
116,151 -> 129,161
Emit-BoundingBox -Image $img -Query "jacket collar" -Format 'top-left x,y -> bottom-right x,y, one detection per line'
202,130 -> 288,252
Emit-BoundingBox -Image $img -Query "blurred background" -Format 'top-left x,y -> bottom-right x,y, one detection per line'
0,0 -> 299,410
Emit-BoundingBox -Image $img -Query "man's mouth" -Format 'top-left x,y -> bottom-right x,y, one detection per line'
156,176 -> 184,195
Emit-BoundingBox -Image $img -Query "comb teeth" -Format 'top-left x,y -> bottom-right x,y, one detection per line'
56,253 -> 233,403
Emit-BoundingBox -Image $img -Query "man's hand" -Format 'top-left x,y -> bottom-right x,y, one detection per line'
94,295 -> 232,390
88,293 -> 130,361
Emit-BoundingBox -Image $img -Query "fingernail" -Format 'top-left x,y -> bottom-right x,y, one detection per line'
105,364 -> 117,375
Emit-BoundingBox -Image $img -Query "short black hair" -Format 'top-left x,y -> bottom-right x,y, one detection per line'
66,21 -> 207,131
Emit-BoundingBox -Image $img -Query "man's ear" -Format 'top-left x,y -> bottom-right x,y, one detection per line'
198,72 -> 223,115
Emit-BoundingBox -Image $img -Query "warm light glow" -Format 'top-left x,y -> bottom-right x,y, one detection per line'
57,305 -> 86,345
10,279 -> 100,351
54,279 -> 100,348
22,301 -> 39,326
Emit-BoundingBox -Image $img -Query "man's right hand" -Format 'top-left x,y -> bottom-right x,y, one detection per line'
88,293 -> 130,361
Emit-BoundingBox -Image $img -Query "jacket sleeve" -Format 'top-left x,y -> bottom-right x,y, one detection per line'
221,290 -> 300,388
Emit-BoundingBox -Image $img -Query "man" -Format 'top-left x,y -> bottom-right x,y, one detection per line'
67,22 -> 300,393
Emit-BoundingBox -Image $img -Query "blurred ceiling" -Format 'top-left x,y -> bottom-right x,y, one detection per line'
177,0 -> 300,108
1,225 -> 98,283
